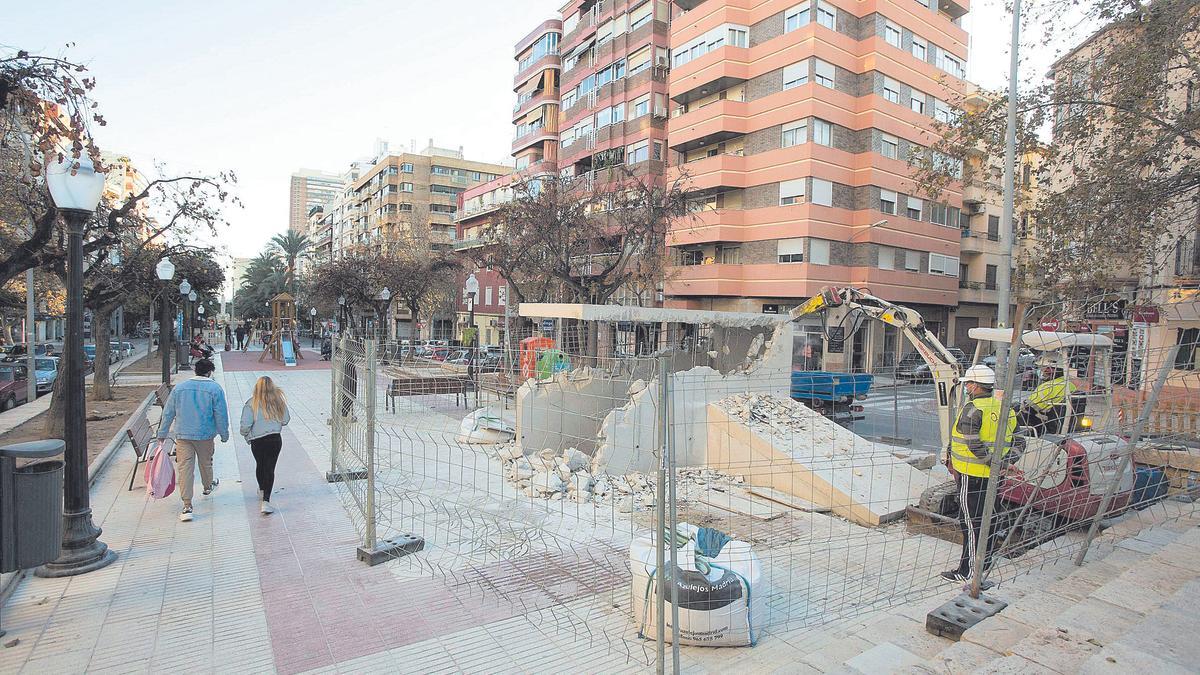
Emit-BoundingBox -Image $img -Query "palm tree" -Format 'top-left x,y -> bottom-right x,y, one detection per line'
270,231 -> 310,294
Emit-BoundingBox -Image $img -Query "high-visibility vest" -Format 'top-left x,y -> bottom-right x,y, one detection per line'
1027,376 -> 1076,412
950,396 -> 1017,478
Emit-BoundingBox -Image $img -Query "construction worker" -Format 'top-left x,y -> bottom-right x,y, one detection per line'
942,364 -> 1018,584
1018,353 -> 1078,435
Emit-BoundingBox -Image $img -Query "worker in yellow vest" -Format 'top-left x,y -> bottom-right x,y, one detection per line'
942,364 -> 1018,584
1018,353 -> 1078,435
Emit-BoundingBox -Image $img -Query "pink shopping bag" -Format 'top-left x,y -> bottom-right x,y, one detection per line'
144,438 -> 176,499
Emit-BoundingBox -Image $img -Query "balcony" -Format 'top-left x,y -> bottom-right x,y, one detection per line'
959,229 -> 1000,254
674,0 -> 707,8
513,89 -> 558,120
513,51 -> 561,88
453,237 -> 486,251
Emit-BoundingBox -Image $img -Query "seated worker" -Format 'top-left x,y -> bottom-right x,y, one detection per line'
1018,354 -> 1077,435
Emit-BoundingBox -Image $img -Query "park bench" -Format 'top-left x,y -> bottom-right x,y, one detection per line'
126,383 -> 172,491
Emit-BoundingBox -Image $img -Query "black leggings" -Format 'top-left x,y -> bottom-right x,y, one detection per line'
250,434 -> 283,500
957,473 -> 999,576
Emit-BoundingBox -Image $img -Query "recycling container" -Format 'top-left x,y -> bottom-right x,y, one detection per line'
0,440 -> 65,573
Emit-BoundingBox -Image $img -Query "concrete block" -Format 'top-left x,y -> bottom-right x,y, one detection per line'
844,643 -> 925,674
1009,626 -> 1103,673
1045,561 -> 1124,602
993,591 -> 1073,630
961,615 -> 1035,653
857,615 -> 952,659
923,640 -> 1003,674
1080,642 -> 1194,675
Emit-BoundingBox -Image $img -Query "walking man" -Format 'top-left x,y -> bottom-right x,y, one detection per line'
157,358 -> 229,522
942,364 -> 1017,585
235,323 -> 246,351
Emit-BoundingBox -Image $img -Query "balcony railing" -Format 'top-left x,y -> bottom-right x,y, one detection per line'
1176,237 -> 1199,278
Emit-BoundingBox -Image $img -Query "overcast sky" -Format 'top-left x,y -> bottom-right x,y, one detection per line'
7,0 -> 1063,260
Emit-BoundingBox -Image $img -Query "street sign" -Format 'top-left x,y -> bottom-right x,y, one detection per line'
541,319 -> 554,333
1040,319 -> 1060,331
827,327 -> 845,354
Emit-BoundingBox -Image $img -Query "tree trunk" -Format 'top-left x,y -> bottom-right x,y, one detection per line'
43,363 -> 67,439
92,305 -> 114,401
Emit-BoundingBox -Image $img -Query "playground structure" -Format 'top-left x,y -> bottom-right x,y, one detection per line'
258,292 -> 303,367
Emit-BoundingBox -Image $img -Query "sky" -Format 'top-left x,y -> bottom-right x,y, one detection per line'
6,0 -> 1070,260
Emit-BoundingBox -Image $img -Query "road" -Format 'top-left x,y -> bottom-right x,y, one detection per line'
849,383 -> 945,453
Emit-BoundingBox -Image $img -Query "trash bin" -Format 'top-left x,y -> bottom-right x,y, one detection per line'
0,440 -> 65,573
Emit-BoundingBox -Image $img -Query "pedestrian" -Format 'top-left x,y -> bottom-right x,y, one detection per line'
941,364 -> 1018,586
224,323 -> 233,347
240,376 -> 291,514
157,358 -> 229,522
235,323 -> 246,351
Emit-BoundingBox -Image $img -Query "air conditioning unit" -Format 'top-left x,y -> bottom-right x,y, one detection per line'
968,203 -> 986,215
655,55 -> 670,68
652,107 -> 668,119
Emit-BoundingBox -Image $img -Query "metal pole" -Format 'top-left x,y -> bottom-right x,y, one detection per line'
1074,345 -> 1179,566
329,336 -> 340,478
970,304 -> 1026,598
995,0 -> 1023,378
25,268 -> 35,402
37,210 -> 115,577
665,359 -> 680,673
655,357 -> 668,675
160,292 -> 171,385
467,295 -> 476,407
364,339 -> 378,550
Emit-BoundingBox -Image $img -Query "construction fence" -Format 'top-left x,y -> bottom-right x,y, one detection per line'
325,292 -> 1200,669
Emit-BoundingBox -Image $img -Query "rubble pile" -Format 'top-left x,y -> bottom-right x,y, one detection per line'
495,444 -> 747,513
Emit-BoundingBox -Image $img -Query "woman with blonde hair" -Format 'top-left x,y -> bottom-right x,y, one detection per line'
239,376 -> 291,514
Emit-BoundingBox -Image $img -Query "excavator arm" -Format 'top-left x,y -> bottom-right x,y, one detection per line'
790,286 -> 962,450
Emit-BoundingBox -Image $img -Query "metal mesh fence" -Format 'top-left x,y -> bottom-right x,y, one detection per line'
326,291 -> 1200,668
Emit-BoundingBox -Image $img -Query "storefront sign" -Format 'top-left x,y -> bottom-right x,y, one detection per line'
1127,305 -> 1160,323
1129,322 -> 1149,360
1082,299 -> 1126,321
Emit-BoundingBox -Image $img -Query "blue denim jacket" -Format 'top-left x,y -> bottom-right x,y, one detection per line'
157,376 -> 230,442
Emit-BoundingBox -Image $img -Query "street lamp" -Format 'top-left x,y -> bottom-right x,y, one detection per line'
379,287 -> 391,340
178,279 -> 192,367
464,272 -> 480,401
155,258 -> 175,385
338,295 -> 346,336
38,151 -> 116,577
310,307 -> 318,347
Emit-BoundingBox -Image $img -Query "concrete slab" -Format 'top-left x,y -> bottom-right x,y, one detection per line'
972,653 -> 1057,674
844,642 -> 925,674
1009,625 -> 1104,673
1052,597 -> 1144,645
1114,606 -> 1200,668
960,615 -> 1036,653
922,640 -> 1002,674
1090,561 -> 1187,614
857,615 -> 952,659
1080,641 -> 1195,675
1044,561 -> 1124,602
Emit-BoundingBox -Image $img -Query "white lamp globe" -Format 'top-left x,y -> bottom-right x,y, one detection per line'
45,153 -> 106,213
155,258 -> 175,281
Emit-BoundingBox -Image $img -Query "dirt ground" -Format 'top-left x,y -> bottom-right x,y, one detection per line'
1,384 -> 157,467
116,349 -> 173,376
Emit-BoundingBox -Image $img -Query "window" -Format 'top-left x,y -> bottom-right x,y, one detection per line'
911,36 -> 927,60
987,214 -> 1000,240
498,286 -> 507,306
400,182 -> 414,192
883,77 -> 901,104
813,118 -> 832,146
630,2 -> 653,31
689,195 -> 718,212
934,99 -> 954,124
628,46 -> 651,74
985,264 -> 998,289
431,185 -> 464,195
564,11 -> 579,34
430,204 -> 457,214
816,0 -> 836,28
782,119 -> 808,147
906,197 -> 923,220
904,250 -> 920,272
431,166 -> 452,175
878,245 -> 895,270
785,2 -> 811,31
401,163 -> 414,173
485,287 -> 494,305
780,178 -> 806,205
1175,328 -> 1200,370
719,246 -> 741,264
653,141 -> 663,161
679,249 -> 703,266
729,28 -> 748,47
627,140 -> 650,164
398,203 -> 413,212
814,59 -> 835,87
809,239 -> 830,265
939,52 -> 964,78
561,89 -> 577,109
884,21 -> 902,48
929,253 -> 959,276
778,238 -> 805,263
881,133 -> 899,160
631,94 -> 651,118
1189,80 -> 1200,113
384,166 -> 399,176
783,61 -> 809,89
880,189 -> 897,214
910,90 -> 926,114
597,19 -> 614,44
812,178 -> 833,206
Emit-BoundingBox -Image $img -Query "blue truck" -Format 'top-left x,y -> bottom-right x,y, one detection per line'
789,371 -> 874,425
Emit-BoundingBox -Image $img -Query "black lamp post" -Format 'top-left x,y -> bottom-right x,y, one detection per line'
310,307 -> 318,347
37,153 -> 116,577
338,295 -> 346,336
156,258 -> 175,385
465,272 -> 479,398
177,279 -> 192,369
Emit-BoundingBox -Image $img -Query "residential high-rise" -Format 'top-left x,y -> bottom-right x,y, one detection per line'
664,0 -> 970,370
514,20 -> 564,175
557,0 -> 673,181
289,169 -> 343,234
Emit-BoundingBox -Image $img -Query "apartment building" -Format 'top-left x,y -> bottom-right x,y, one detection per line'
557,0 -> 674,181
330,142 -> 509,256
514,20 -> 564,175
289,169 -> 343,234
663,0 -> 971,371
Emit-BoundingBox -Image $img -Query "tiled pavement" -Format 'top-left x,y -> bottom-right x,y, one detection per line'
3,350 -> 1199,674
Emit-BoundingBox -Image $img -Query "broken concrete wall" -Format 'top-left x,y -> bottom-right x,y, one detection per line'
514,365 -> 656,456
593,322 -> 793,475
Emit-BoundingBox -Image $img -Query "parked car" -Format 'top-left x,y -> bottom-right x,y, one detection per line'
429,346 -> 451,362
0,363 -> 30,410
34,357 -> 59,395
108,342 -> 125,361
120,341 -> 135,358
4,343 -> 54,361
896,347 -> 970,382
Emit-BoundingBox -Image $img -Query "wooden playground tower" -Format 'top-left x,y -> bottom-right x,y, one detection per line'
259,292 -> 304,365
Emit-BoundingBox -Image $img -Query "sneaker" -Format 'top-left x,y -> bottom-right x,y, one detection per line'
261,501 -> 276,515
940,570 -> 967,583
204,478 -> 219,496
179,507 -> 194,522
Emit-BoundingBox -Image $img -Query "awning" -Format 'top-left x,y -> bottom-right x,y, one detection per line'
968,327 -> 1114,350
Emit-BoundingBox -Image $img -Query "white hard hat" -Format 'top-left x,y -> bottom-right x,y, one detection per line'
1035,353 -> 1060,368
960,364 -> 996,386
